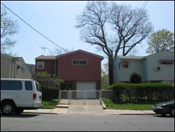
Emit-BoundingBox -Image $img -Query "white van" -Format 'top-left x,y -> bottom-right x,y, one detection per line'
0,78 -> 42,115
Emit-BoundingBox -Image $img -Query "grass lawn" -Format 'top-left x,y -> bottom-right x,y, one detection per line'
102,98 -> 162,110
42,99 -> 59,109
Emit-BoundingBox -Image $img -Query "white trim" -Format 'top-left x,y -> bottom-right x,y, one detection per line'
1,78 -> 35,81
37,62 -> 44,69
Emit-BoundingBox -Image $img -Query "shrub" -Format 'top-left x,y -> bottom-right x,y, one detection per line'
42,87 -> 59,101
108,83 -> 129,101
130,72 -> 142,83
109,83 -> 174,101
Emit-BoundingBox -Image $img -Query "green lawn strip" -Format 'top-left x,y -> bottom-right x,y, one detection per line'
42,99 -> 59,109
102,98 -> 162,110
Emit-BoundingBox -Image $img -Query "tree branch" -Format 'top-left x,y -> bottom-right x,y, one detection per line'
86,40 -> 109,56
124,36 -> 146,55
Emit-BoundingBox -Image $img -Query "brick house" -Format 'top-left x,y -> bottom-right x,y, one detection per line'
35,49 -> 103,98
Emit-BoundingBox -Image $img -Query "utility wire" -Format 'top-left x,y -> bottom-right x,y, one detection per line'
140,1 -> 149,12
142,1 -> 148,10
137,1 -> 149,20
1,2 -> 67,51
140,1 -> 146,10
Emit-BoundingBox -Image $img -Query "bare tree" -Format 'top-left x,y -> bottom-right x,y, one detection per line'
1,7 -> 19,54
76,2 -> 153,85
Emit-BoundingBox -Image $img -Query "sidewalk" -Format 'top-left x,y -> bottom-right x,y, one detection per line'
105,109 -> 154,115
23,108 -> 154,115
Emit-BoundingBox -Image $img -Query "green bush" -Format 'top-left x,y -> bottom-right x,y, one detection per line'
108,83 -> 129,101
42,87 -> 59,101
130,72 -> 142,83
108,83 -> 174,101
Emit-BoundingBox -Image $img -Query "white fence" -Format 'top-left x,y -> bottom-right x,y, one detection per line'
59,90 -> 115,100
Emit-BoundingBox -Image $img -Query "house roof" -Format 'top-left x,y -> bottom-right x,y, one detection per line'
57,49 -> 104,60
35,50 -> 104,60
117,51 -> 174,60
145,50 -> 174,58
118,56 -> 144,60
1,53 -> 13,59
35,55 -> 56,60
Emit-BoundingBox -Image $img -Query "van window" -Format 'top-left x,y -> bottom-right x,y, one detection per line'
25,81 -> 33,90
1,80 -> 22,90
36,82 -> 42,92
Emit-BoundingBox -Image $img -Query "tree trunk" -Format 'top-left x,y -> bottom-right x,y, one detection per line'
108,55 -> 114,85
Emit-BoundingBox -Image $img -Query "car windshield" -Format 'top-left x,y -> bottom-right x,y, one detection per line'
35,82 -> 42,92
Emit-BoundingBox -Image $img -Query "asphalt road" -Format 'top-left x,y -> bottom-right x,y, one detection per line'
1,114 -> 174,131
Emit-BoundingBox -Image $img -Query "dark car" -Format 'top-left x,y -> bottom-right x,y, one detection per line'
152,100 -> 174,117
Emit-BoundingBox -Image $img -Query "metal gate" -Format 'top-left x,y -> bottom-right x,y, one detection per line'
59,90 -> 102,100
59,90 -> 115,101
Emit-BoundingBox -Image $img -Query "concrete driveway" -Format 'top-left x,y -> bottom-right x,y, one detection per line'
67,100 -> 105,115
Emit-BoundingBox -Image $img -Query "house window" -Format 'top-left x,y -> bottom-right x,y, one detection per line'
160,60 -> 174,64
72,59 -> 87,65
17,65 -> 20,70
121,61 -> 129,68
20,67 -> 25,73
37,62 -> 44,69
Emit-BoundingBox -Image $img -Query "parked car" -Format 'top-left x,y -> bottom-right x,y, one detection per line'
152,100 -> 174,117
0,78 -> 42,115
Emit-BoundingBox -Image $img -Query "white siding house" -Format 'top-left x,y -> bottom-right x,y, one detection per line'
1,54 -> 32,79
114,51 -> 174,83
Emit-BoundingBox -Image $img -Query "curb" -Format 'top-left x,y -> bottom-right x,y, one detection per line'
99,98 -> 106,109
119,113 -> 155,115
23,112 -> 57,114
23,109 -> 56,115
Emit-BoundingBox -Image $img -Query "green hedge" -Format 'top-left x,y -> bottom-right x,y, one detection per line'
108,83 -> 174,101
42,87 -> 59,101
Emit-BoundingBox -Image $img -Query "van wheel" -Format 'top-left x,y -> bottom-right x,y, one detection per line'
15,108 -> 24,115
2,101 -> 15,115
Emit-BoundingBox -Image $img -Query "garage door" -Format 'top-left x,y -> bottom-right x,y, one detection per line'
76,82 -> 96,99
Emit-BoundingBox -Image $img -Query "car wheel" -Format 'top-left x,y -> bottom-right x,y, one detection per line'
15,108 -> 24,115
170,108 -> 174,117
2,101 -> 15,115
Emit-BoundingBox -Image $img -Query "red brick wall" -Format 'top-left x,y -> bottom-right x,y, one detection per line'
57,52 -> 101,81
35,60 -> 56,76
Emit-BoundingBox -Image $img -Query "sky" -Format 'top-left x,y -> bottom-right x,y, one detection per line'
1,1 -> 174,65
